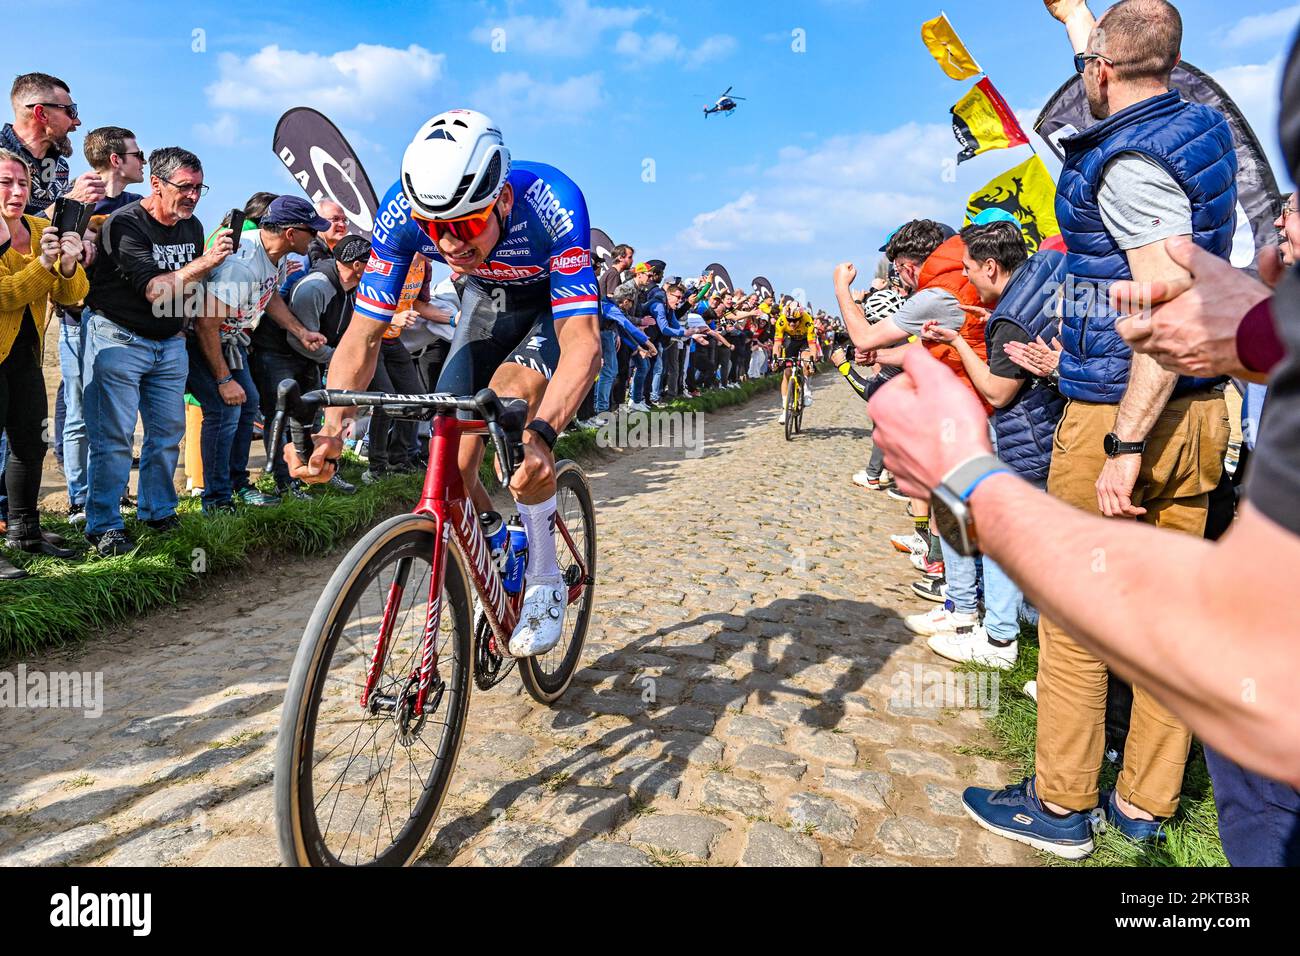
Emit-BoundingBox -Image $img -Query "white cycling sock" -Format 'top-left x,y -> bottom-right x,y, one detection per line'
517,496 -> 560,582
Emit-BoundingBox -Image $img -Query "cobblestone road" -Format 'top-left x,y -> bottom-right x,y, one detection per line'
0,375 -> 1032,867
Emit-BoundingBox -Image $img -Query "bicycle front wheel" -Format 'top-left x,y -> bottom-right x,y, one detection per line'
275,513 -> 473,866
518,461 -> 597,704
784,377 -> 797,442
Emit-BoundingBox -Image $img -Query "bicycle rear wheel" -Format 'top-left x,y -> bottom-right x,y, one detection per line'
518,461 -> 596,704
275,513 -> 473,866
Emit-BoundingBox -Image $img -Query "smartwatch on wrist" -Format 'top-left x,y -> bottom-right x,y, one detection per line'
929,454 -> 1009,557
1102,432 -> 1146,458
525,419 -> 557,451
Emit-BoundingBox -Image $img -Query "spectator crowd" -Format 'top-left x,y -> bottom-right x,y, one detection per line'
835,0 -> 1299,867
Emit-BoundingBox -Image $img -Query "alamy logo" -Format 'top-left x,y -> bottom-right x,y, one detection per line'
50,886 -> 151,936
0,665 -> 103,718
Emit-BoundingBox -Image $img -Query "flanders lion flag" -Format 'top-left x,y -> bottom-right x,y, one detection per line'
952,78 -> 1029,163
921,13 -> 982,81
965,155 -> 1062,253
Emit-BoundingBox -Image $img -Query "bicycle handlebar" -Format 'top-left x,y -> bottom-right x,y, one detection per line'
269,382 -> 530,479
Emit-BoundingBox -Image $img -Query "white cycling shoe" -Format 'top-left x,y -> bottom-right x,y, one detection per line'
508,574 -> 568,657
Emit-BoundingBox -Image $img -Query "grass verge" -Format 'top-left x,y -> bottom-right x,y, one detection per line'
3,372 -> 788,658
960,624 -> 1227,867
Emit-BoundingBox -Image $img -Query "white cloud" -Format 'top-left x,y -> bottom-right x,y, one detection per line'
675,122 -> 974,302
193,113 -> 249,148
1222,6 -> 1300,48
614,31 -> 736,68
205,43 -> 444,119
1212,54 -> 1288,185
471,71 -> 607,127
471,0 -> 733,68
471,0 -> 648,55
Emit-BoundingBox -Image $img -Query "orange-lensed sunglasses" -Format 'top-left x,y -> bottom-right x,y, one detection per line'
414,198 -> 499,244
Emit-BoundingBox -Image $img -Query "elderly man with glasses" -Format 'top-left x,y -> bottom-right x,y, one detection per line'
80,146 -> 234,556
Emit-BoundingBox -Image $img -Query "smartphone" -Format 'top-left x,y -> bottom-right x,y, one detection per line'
53,197 -> 86,236
221,208 -> 245,240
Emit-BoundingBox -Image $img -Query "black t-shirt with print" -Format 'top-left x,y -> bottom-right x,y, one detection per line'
85,201 -> 205,340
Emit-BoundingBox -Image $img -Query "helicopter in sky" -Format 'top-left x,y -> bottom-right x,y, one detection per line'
702,86 -> 746,118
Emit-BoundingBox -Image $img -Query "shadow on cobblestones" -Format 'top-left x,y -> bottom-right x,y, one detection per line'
419,592 -> 905,866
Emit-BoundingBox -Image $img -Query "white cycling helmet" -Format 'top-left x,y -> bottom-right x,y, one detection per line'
401,109 -> 511,220
863,287 -> 905,323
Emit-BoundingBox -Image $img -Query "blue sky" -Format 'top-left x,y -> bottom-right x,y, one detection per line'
8,0 -> 1298,307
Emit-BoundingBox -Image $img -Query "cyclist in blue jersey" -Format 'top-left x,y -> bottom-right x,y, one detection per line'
286,109 -> 601,657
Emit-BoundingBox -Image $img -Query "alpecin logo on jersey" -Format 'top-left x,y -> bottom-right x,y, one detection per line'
474,260 -> 545,282
550,246 -> 590,276
523,178 -> 575,240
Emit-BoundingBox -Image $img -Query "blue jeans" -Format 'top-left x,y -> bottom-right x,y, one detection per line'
938,534 -> 980,616
0,432 -> 7,520
595,328 -> 618,413
982,475 -> 1047,641
630,353 -> 649,404
1203,744 -> 1300,866
59,321 -> 88,507
648,348 -> 665,403
186,340 -> 259,510
82,312 -> 188,535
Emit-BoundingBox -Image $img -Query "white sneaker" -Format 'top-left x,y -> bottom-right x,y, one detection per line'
629,401 -> 650,413
891,532 -> 926,555
803,388 -> 813,407
1023,680 -> 1038,702
852,469 -> 875,489
905,606 -> 976,637
576,417 -> 602,430
880,469 -> 894,488
928,626 -> 1018,670
508,574 -> 568,657
886,487 -> 910,503
778,410 -> 787,425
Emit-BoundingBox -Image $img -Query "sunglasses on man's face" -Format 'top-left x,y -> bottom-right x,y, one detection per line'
1074,52 -> 1113,74
415,199 -> 499,244
27,101 -> 78,120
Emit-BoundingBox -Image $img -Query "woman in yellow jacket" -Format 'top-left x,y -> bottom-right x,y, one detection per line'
0,149 -> 89,580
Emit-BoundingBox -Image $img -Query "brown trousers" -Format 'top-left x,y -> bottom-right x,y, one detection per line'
1036,390 -> 1230,816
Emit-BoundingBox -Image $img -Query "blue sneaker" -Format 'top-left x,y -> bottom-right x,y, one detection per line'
962,776 -> 1095,859
1100,789 -> 1168,843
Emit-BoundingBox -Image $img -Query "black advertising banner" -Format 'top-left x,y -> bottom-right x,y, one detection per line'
273,107 -> 379,239
1035,62 -> 1282,254
752,276 -> 775,300
703,263 -> 733,293
590,227 -> 616,264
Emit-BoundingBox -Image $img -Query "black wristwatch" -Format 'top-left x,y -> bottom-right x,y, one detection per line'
1103,432 -> 1146,458
525,419 -> 558,450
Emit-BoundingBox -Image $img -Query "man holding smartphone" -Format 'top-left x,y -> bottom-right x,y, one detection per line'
190,195 -> 328,514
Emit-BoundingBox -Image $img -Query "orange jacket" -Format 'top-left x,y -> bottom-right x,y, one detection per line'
916,236 -> 993,416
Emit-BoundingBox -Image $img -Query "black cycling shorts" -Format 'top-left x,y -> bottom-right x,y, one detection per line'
434,280 -> 562,399
780,338 -> 809,362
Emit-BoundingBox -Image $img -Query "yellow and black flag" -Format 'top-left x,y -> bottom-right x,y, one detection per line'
965,155 -> 1062,253
921,13 -> 982,80
952,78 -> 1029,163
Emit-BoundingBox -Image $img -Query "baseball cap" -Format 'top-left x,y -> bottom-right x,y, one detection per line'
333,234 -> 372,264
970,208 -> 1022,229
633,262 -> 650,274
263,195 -> 331,233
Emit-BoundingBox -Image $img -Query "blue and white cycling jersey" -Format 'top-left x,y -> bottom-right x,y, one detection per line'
356,160 -> 599,326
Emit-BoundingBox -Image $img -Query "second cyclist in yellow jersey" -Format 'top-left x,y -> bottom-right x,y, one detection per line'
774,303 -> 821,424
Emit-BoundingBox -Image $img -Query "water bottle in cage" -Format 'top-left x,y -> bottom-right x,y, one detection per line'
479,511 -> 509,573
503,518 -> 528,594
